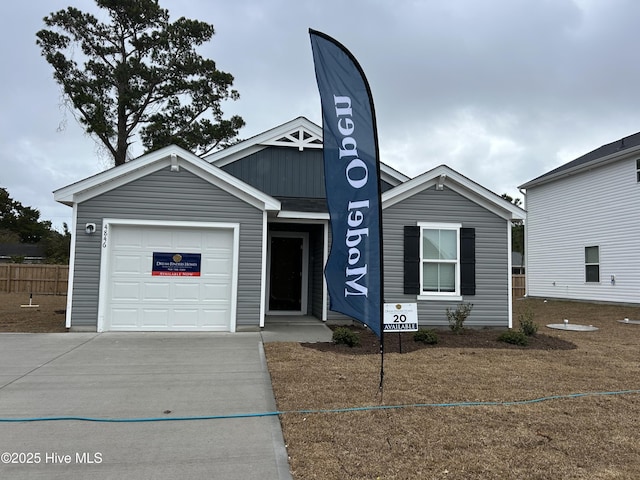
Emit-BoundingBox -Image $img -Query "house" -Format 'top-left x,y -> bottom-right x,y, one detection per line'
519,131 -> 640,305
54,117 -> 525,332
0,243 -> 45,263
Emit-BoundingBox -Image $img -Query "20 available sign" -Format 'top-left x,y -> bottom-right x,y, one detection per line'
152,253 -> 201,277
383,303 -> 418,332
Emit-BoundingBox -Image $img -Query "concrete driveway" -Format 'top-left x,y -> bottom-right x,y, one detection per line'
0,332 -> 293,480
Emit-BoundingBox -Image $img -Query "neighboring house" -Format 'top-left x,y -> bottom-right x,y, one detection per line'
519,131 -> 640,305
0,243 -> 45,263
54,117 -> 525,332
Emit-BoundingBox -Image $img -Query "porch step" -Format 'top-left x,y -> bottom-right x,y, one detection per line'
265,315 -> 325,326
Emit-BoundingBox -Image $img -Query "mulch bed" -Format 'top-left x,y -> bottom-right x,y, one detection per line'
303,324 -> 576,354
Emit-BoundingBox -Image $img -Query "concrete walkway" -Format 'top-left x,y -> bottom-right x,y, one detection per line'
0,327 -> 330,480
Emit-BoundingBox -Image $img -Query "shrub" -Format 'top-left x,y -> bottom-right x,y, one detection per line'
446,302 -> 473,334
518,308 -> 538,336
332,327 -> 360,347
497,330 -> 529,346
413,328 -> 439,345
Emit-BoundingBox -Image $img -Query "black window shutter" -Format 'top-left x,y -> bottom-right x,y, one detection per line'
404,226 -> 420,295
460,227 -> 476,296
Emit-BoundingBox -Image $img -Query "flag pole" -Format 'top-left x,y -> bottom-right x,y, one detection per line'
309,28 -> 385,396
377,144 -> 385,396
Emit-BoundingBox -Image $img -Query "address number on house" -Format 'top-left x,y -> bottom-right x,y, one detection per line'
383,303 -> 418,332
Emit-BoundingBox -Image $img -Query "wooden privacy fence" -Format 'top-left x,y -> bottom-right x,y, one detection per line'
0,264 -> 69,295
512,274 -> 526,298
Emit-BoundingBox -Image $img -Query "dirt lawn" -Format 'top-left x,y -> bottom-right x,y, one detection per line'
0,293 -> 67,332
265,299 -> 640,479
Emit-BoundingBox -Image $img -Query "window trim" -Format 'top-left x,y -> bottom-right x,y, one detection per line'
585,245 -> 600,284
417,222 -> 462,300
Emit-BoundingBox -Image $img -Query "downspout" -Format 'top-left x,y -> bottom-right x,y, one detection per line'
64,203 -> 78,329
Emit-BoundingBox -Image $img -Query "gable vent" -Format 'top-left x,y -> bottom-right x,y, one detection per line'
262,127 -> 323,151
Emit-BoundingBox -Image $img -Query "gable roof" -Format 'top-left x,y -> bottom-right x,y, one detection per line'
383,164 -> 526,221
204,116 -> 411,187
520,131 -> 640,189
54,144 -> 281,212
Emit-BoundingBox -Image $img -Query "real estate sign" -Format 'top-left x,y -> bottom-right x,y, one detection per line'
152,253 -> 201,277
383,303 -> 418,332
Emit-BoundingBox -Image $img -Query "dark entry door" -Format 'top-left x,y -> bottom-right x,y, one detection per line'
269,236 -> 303,311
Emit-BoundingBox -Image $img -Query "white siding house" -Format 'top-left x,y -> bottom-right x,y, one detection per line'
520,132 -> 640,305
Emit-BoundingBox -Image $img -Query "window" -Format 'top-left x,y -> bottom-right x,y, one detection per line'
585,246 -> 599,283
636,159 -> 640,183
419,223 -> 460,295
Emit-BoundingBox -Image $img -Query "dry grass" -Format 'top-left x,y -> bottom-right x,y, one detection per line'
0,292 -> 67,332
265,299 -> 640,479
3,292 -> 640,478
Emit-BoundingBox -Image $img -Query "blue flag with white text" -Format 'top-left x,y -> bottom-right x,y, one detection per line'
309,30 -> 383,339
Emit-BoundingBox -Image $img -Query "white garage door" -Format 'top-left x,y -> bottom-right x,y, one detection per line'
103,224 -> 236,331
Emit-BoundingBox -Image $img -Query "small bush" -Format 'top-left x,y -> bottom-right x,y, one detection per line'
518,308 -> 538,336
497,330 -> 529,346
413,328 -> 439,345
446,302 -> 473,334
332,327 -> 360,347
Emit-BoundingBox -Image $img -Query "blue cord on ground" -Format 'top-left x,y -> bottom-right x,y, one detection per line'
1,389 -> 638,423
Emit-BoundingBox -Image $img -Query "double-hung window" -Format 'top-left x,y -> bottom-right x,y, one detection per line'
585,246 -> 600,283
419,223 -> 461,296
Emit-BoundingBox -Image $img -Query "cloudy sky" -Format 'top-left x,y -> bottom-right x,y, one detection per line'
3,0 -> 640,230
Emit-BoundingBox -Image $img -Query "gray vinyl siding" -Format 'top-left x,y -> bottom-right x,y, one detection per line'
221,146 -> 394,199
384,186 -> 510,327
71,166 -> 263,328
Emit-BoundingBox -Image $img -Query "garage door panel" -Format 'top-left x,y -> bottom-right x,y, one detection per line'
203,283 -> 231,301
114,229 -> 143,248
142,229 -> 173,249
105,224 -> 235,332
141,309 -> 170,327
112,282 -> 141,301
173,283 -> 200,301
143,282 -> 171,301
112,254 -> 145,275
110,308 -> 140,328
175,231 -> 203,249
171,309 -> 200,327
202,309 -> 230,328
203,257 -> 232,275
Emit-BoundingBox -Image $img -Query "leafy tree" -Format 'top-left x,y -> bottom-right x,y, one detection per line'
0,188 -> 50,243
43,223 -> 72,264
0,189 -> 70,263
36,0 -> 244,166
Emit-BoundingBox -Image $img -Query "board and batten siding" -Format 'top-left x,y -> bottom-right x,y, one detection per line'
384,186 -> 511,327
71,166 -> 264,328
220,146 -> 395,198
526,157 -> 640,304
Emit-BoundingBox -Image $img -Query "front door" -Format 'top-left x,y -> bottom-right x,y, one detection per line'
268,233 -> 308,314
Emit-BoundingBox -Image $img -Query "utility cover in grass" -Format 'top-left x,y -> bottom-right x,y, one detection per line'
618,318 -> 640,325
547,322 -> 599,331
